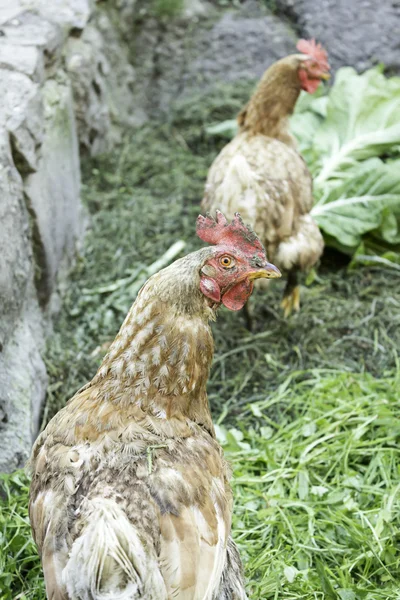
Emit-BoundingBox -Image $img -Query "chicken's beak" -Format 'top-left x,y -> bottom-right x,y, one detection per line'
247,262 -> 281,280
319,72 -> 331,81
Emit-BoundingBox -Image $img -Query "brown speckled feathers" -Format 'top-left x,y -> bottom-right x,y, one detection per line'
29,248 -> 248,600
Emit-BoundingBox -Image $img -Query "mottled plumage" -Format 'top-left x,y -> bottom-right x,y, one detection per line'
202,42 -> 330,316
29,216 -> 280,600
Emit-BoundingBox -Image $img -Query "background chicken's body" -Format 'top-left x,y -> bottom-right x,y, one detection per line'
203,52 -> 327,316
29,249 -> 248,600
203,133 -> 321,272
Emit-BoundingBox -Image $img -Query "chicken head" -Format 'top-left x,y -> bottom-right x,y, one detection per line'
297,38 -> 330,93
197,211 -> 281,310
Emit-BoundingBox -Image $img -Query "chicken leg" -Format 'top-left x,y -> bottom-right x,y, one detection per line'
281,269 -> 300,318
243,301 -> 254,331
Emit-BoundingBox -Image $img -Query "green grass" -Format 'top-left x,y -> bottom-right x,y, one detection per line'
225,371 -> 400,598
151,0 -> 184,18
1,82 -> 400,599
0,473 -> 45,600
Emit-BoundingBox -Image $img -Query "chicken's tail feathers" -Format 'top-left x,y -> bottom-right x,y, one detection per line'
275,214 -> 324,271
62,497 -> 167,600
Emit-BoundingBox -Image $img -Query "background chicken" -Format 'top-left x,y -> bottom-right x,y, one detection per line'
202,39 -> 331,318
28,212 -> 280,600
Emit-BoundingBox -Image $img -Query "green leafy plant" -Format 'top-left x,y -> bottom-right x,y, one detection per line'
308,68 -> 400,254
311,158 -> 400,252
310,68 -> 400,185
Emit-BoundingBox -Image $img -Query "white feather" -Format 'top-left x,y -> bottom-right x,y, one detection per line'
208,478 -> 229,597
210,153 -> 261,230
159,479 -> 228,599
275,214 -> 323,270
63,498 -> 167,600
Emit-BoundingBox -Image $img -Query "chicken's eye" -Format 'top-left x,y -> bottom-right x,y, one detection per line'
219,255 -> 234,268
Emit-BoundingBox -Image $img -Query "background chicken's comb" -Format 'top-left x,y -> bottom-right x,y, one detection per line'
196,211 -> 266,257
296,39 -> 329,70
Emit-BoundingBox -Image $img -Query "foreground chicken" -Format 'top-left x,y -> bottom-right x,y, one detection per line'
29,211 -> 281,600
202,39 -> 330,318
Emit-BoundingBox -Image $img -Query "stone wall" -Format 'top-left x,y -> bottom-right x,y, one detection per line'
0,0 -> 135,471
1,0 -> 399,472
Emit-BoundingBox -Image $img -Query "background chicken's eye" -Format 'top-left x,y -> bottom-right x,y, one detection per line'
220,256 -> 234,268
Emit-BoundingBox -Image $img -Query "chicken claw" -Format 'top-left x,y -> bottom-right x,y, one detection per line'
281,285 -> 300,318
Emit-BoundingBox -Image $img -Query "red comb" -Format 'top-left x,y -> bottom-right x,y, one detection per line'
297,39 -> 330,71
196,211 -> 266,258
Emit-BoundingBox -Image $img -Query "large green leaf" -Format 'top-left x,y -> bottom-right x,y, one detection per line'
290,110 -> 323,155
300,67 -> 400,252
311,159 -> 400,252
206,119 -> 238,139
312,68 -> 400,186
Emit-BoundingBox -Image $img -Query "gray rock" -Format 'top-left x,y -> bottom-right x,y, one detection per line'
0,131 -> 32,349
0,2 -> 85,472
0,67 -> 82,473
180,6 -> 296,92
0,294 -> 47,473
92,10 -> 138,136
65,22 -> 114,152
64,4 -> 138,151
129,0 -> 297,120
0,11 -> 64,61
275,0 -> 400,74
0,69 -> 43,172
28,0 -> 91,30
0,1 -> 25,27
0,131 -> 47,472
0,42 -> 44,80
24,74 -> 82,305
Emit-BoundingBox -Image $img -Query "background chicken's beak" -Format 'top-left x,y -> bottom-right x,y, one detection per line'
248,263 -> 281,280
320,72 -> 330,80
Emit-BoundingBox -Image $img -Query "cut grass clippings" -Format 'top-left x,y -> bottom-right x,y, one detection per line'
1,82 -> 400,599
223,370 -> 400,599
